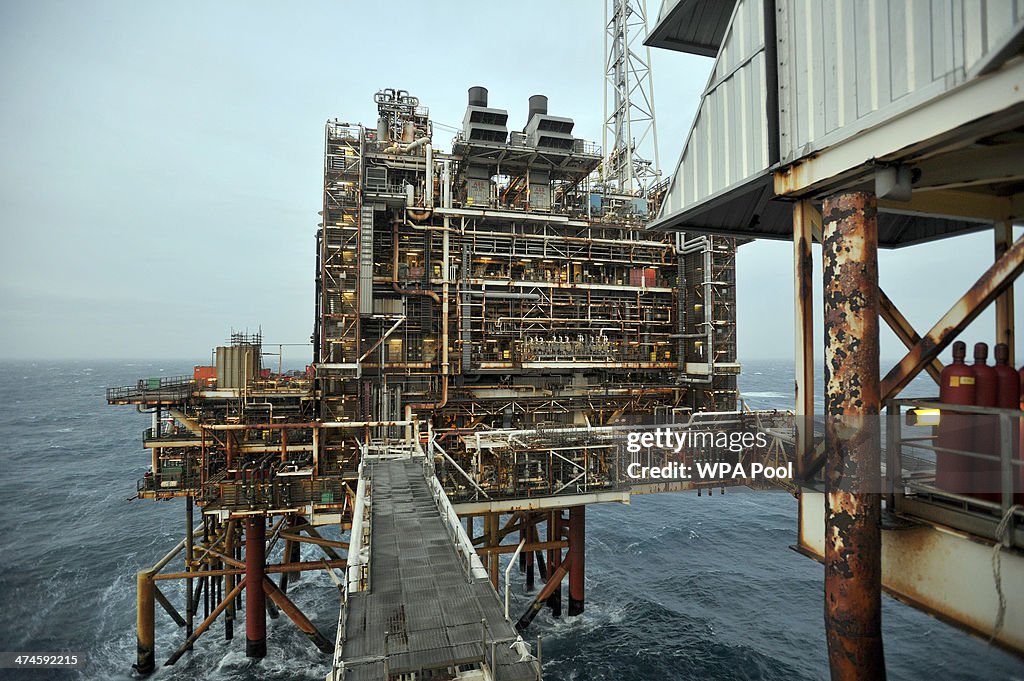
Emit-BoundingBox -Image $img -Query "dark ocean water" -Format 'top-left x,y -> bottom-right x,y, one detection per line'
0,359 -> 1021,681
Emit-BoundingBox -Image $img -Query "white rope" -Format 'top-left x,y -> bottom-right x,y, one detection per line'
990,504 -> 1023,642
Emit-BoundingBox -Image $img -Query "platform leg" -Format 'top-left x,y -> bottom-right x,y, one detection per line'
568,506 -> 585,616
134,569 -> 156,674
547,510 -> 562,617
245,518 -> 267,658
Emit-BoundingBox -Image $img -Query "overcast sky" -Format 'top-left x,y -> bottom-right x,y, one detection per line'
1,1 -> 1020,367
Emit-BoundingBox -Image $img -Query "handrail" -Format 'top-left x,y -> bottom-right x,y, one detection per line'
885,397 -> 1024,547
106,376 -> 194,401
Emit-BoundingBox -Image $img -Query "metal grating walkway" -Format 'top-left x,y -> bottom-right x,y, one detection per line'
334,457 -> 540,681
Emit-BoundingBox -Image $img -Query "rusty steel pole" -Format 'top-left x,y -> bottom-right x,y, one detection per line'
525,517 -> 536,591
289,514 -> 304,584
280,515 -> 296,595
547,510 -> 562,617
245,518 -> 267,658
567,506 -> 585,616
821,191 -> 886,681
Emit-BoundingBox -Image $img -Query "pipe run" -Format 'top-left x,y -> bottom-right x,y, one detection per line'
469,291 -> 542,301
392,219 -> 440,303
407,208 -> 433,222
408,375 -> 449,412
383,135 -> 429,155
202,420 -> 414,431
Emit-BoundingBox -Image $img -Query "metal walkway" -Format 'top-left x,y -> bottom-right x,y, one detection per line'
329,454 -> 541,681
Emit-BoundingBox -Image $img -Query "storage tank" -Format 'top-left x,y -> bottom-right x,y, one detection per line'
215,346 -> 258,389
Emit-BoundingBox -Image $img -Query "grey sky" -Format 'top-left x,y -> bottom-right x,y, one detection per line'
1,1 -> 1020,366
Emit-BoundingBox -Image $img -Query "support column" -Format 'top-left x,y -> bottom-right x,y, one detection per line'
821,191 -> 886,681
224,520 -> 236,640
290,515 -> 304,583
525,516 -> 535,591
280,534 -> 295,594
995,222 -> 1016,365
567,506 -> 585,616
519,517 -> 528,573
185,498 -> 194,647
487,513 -> 499,589
134,569 -> 156,675
245,518 -> 267,658
794,200 -> 815,478
546,510 -> 562,616
280,515 -> 302,593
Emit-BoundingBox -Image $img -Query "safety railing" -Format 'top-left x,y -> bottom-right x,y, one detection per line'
142,427 -> 201,442
885,398 -> 1023,549
106,376 -> 194,402
204,477 -> 347,510
137,470 -> 201,494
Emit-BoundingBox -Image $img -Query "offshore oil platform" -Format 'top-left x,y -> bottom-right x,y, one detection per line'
106,80 -> 769,680
105,1 -> 766,676
106,1 -> 1024,680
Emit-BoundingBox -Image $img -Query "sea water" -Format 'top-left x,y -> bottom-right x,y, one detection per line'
0,360 -> 1020,680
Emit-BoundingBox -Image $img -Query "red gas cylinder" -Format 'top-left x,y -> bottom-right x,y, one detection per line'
935,341 -> 976,493
994,345 -> 1020,503
973,343 -> 998,407
994,344 -> 1020,408
972,342 -> 999,500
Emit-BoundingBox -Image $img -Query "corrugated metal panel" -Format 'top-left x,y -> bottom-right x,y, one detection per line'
659,0 -> 768,220
778,0 -> 1024,162
656,0 -> 1024,230
648,0 -> 739,56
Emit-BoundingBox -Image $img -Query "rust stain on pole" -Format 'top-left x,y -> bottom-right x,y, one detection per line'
822,191 -> 886,681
